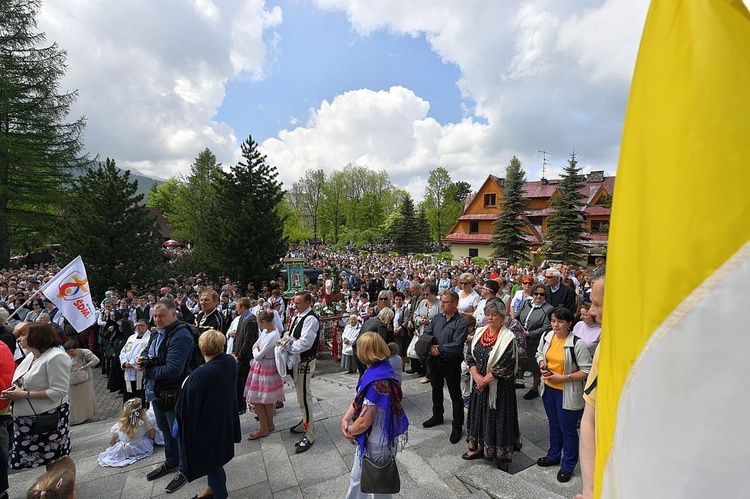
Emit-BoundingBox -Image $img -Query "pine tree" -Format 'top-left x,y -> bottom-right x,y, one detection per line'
491,156 -> 529,263
546,151 -> 588,261
393,194 -> 420,254
416,207 -> 430,253
57,159 -> 164,297
203,135 -> 286,286
0,0 -> 87,265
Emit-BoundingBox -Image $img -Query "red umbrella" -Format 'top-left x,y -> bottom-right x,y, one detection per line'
162,239 -> 181,247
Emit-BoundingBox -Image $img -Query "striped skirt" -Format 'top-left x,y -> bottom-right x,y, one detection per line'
244,357 -> 285,405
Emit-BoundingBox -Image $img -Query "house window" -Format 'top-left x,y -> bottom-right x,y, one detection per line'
484,193 -> 496,207
591,221 -> 609,233
469,221 -> 479,234
469,248 -> 479,257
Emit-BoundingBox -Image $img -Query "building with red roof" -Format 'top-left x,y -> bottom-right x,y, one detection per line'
443,171 -> 614,264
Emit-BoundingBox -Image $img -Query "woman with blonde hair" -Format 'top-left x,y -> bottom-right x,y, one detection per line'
341,333 -> 409,498
175,330 -> 241,499
457,273 -> 481,319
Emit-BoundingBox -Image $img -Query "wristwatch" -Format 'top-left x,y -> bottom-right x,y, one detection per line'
25,391 -> 30,399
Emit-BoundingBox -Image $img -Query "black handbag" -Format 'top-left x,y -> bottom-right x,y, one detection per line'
154,385 -> 180,411
361,455 -> 400,494
28,401 -> 60,435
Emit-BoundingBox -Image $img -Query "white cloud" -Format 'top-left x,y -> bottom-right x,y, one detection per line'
37,0 -> 282,178
305,0 -> 651,190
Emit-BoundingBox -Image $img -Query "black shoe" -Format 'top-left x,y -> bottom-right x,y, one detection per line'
238,408 -> 247,416
290,420 -> 305,434
557,469 -> 573,483
295,435 -> 314,454
422,416 -> 444,428
514,380 -> 525,389
537,457 -> 560,467
523,389 -> 539,400
165,472 -> 187,493
147,463 -> 178,481
450,427 -> 462,444
405,370 -> 416,374
189,494 -> 214,499
461,451 -> 483,460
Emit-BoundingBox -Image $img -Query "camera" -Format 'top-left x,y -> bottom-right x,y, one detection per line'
139,357 -> 159,370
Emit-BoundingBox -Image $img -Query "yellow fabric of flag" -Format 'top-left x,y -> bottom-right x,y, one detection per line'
597,0 -> 750,496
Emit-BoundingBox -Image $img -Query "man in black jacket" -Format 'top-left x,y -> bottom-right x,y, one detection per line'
544,269 -> 577,313
231,297 -> 258,415
423,290 -> 468,445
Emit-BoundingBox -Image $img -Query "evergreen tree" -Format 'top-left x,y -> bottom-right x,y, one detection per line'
546,151 -> 588,261
392,194 -> 420,254
0,0 -> 87,266
416,207 -> 430,253
491,156 -> 529,263
57,159 -> 164,297
202,135 -> 286,285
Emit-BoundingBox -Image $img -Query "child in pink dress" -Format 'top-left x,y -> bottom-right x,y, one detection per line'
244,309 -> 285,440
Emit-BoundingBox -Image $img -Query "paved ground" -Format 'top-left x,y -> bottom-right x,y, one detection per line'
8,357 -> 582,499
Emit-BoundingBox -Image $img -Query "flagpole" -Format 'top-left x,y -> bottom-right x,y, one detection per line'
6,256 -> 80,323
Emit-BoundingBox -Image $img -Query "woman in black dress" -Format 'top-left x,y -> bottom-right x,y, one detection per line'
462,299 -> 520,472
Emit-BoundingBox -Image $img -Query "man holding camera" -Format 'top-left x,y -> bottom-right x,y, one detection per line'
137,299 -> 193,494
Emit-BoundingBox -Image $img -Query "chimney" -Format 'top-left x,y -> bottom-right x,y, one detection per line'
587,170 -> 604,182
540,177 -> 548,185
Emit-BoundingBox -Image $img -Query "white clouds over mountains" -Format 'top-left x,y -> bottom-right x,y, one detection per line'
38,0 -> 651,192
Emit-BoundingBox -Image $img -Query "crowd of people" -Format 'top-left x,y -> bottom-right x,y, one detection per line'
0,249 -> 606,497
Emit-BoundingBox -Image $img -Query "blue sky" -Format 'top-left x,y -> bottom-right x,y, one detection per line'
36,0 -> 659,195
217,1 -> 466,143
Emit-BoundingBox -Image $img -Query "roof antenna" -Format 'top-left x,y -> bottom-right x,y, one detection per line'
538,149 -> 552,184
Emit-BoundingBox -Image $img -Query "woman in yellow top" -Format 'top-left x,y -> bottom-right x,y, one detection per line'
534,307 -> 592,483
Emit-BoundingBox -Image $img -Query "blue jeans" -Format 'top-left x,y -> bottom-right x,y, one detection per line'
207,466 -> 228,499
151,403 -> 183,470
542,386 -> 583,473
345,444 -> 394,499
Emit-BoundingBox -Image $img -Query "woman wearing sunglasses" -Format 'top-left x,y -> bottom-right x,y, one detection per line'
517,284 -> 553,400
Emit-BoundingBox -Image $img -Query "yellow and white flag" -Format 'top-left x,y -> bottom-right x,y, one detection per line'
597,0 -> 750,497
41,256 -> 97,333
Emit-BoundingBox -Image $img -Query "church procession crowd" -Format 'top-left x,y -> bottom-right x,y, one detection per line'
0,248 -> 605,498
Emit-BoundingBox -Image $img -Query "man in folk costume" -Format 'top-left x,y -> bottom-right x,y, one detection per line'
195,290 -> 226,335
287,291 -> 320,454
120,319 -> 152,406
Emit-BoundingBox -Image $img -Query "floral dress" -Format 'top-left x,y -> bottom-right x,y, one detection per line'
465,340 -> 521,462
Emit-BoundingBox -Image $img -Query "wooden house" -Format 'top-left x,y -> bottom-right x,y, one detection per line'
443,171 -> 614,264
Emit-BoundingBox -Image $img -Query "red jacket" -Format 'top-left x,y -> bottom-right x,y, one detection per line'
0,341 -> 15,411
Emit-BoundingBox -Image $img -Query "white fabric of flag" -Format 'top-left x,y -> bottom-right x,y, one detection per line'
41,256 -> 97,333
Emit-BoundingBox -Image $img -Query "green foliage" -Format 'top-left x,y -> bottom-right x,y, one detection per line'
491,156 -> 530,263
288,169 -> 326,242
195,136 -> 287,285
452,181 -> 472,203
471,257 -> 487,268
146,177 -> 183,220
169,148 -> 223,243
422,167 -> 463,247
546,151 -> 588,261
57,159 -> 164,299
277,198 -> 311,243
392,194 -> 422,254
0,0 -> 87,266
437,251 -> 454,263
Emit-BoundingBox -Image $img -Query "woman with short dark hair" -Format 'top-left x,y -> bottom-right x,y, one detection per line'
518,284 -> 554,400
535,307 -> 592,483
1,323 -> 73,472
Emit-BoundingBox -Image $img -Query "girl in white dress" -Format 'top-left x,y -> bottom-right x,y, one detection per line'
98,398 -> 155,467
244,310 -> 285,440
